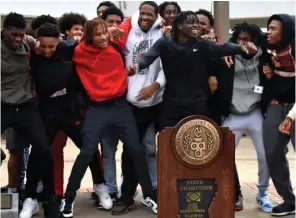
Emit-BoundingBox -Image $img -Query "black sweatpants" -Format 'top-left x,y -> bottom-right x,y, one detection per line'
159,102 -> 209,131
65,96 -> 153,199
26,107 -> 105,198
1,102 -> 55,198
263,103 -> 295,205
121,103 -> 162,199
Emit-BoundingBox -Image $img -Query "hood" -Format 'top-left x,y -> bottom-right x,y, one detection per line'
131,10 -> 162,34
267,14 -> 295,49
74,41 -> 105,67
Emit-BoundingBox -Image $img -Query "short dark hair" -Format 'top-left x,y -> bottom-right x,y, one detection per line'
97,1 -> 116,10
195,9 -> 214,27
3,12 -> 26,29
159,2 -> 181,18
139,1 -> 159,15
172,11 -> 196,40
37,23 -> 60,38
230,22 -> 263,46
101,7 -> 124,22
58,12 -> 87,35
31,14 -> 57,30
84,18 -> 108,45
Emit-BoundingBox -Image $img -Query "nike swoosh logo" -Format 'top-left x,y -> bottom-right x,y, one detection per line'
193,49 -> 198,52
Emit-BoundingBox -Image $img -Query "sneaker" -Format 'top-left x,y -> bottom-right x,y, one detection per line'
93,184 -> 113,210
141,190 -> 157,214
256,192 -> 273,213
111,197 -> 135,215
60,197 -> 74,218
235,196 -> 243,211
90,192 -> 96,199
43,198 -> 60,218
1,185 -> 8,193
98,193 -> 118,210
56,195 -> 63,209
19,198 -> 39,218
271,203 -> 295,216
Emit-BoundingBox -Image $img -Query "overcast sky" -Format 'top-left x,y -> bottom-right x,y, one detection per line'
0,0 -> 295,19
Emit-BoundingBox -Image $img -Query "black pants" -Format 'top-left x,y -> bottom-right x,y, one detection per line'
263,103 -> 295,205
159,102 -> 209,131
234,164 -> 241,201
26,107 -> 105,198
1,102 -> 55,198
65,96 -> 153,199
121,103 -> 162,199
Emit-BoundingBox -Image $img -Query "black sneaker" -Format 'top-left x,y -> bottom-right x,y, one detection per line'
1,185 -> 8,193
271,203 -> 295,216
111,197 -> 135,215
43,198 -> 60,218
98,193 -> 118,210
235,196 -> 243,211
141,189 -> 158,214
56,195 -> 63,209
60,197 -> 74,218
90,192 -> 96,199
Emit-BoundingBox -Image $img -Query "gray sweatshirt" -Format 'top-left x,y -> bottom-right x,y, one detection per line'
230,47 -> 263,115
1,40 -> 35,104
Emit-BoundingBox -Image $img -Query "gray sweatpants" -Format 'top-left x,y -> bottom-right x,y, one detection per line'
263,103 -> 295,205
222,109 -> 270,192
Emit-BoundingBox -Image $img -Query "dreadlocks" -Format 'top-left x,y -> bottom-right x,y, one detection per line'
230,22 -> 263,46
159,1 -> 181,18
83,17 -> 108,45
171,11 -> 196,40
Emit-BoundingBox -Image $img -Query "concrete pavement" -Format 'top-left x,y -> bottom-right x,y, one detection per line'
1,136 -> 295,218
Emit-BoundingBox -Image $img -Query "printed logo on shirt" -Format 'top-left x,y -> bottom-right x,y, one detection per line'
2,68 -> 28,78
132,39 -> 153,75
50,88 -> 67,98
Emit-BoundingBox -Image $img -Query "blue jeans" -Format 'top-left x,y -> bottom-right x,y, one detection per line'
101,123 -> 157,194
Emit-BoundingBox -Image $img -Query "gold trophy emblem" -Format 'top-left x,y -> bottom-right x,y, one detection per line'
175,119 -> 220,166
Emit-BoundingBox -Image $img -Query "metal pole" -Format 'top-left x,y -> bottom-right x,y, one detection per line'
213,1 -> 230,42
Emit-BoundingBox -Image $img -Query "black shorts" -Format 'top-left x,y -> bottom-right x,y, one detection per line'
4,128 -> 30,153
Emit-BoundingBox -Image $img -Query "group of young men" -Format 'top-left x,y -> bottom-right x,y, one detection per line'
1,1 -> 295,218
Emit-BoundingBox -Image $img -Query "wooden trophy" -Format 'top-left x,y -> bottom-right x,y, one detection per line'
158,115 -> 235,218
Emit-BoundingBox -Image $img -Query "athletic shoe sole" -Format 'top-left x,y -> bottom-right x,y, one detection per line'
111,204 -> 136,216
271,210 -> 295,216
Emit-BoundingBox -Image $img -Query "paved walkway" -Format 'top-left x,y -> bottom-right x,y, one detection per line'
1,136 -> 295,217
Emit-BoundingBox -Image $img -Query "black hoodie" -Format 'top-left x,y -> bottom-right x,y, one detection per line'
266,14 -> 295,103
137,35 -> 244,107
30,40 -> 82,114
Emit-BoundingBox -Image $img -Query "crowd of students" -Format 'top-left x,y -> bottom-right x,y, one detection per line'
1,1 -> 295,218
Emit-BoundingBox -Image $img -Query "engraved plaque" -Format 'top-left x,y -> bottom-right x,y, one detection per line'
158,116 -> 235,218
177,179 -> 217,218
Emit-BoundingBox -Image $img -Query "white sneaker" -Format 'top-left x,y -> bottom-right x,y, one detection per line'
19,198 -> 39,218
94,184 -> 113,210
36,181 -> 43,194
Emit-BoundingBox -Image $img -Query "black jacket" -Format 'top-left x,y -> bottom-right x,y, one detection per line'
137,35 -> 244,107
30,40 -> 82,114
215,48 -> 270,118
265,14 -> 295,103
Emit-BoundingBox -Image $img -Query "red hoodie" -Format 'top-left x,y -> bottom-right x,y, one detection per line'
73,17 -> 132,102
